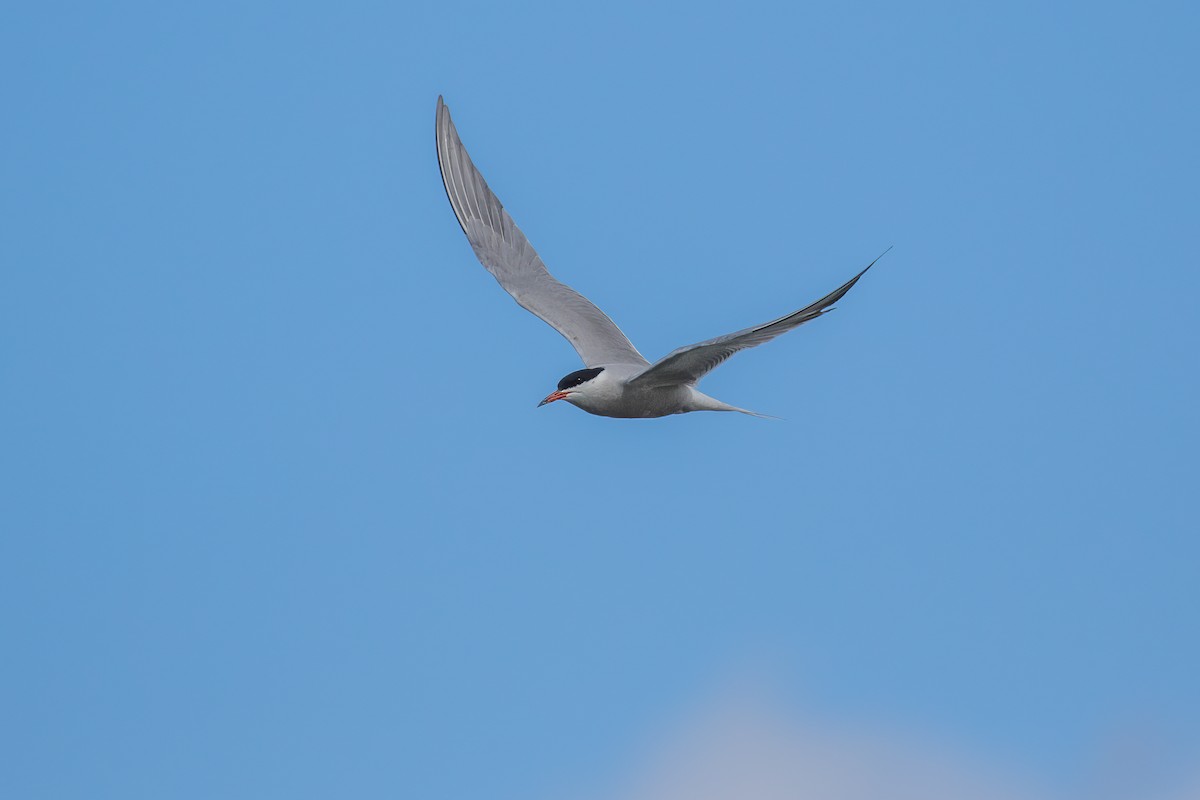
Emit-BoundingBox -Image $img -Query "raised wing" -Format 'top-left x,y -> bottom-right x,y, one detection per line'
629,252 -> 886,388
435,97 -> 648,368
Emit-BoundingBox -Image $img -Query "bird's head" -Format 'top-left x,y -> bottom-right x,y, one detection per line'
538,367 -> 605,408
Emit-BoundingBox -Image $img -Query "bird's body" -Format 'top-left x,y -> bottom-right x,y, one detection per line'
435,96 -> 883,418
543,365 -> 749,419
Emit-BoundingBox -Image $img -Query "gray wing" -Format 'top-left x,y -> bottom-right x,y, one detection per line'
629,253 -> 885,388
435,97 -> 648,368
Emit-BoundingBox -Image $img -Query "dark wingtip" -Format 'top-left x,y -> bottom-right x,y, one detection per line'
843,245 -> 894,286
861,244 -> 894,274
434,96 -> 470,238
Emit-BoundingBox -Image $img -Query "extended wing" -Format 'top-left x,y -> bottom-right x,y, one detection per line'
629,252 -> 886,388
435,97 -> 648,368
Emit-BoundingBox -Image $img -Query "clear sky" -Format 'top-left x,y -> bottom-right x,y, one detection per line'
2,2 -> 1197,799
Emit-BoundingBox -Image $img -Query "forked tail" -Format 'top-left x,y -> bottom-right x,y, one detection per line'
687,390 -> 781,419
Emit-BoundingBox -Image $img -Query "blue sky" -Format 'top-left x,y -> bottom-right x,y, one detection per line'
2,1 -> 1198,798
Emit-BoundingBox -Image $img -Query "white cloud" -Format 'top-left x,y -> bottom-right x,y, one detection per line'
571,688 -> 1198,800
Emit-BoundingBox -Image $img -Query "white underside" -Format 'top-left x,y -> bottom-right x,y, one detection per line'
560,364 -> 767,419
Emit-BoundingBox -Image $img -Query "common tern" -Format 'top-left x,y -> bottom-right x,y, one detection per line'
436,96 -> 884,419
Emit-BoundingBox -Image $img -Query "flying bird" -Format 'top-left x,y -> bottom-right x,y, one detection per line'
435,96 -> 884,418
